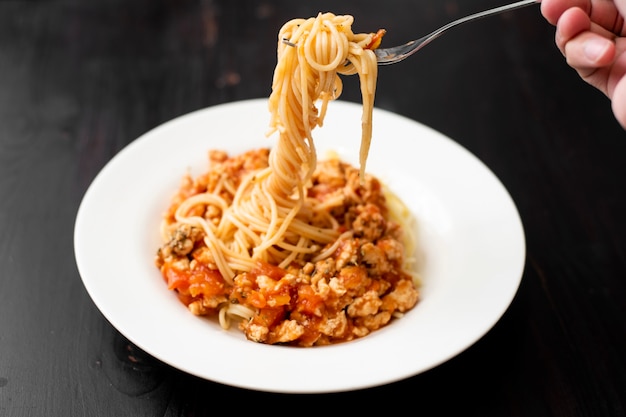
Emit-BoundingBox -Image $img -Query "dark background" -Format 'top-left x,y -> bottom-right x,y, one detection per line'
1,0 -> 625,415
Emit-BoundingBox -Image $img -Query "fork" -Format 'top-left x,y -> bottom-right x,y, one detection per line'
374,0 -> 539,65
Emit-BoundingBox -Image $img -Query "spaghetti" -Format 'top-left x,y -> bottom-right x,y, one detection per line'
155,13 -> 419,346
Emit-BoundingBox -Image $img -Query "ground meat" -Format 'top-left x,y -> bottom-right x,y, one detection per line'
157,151 -> 421,347
352,203 -> 387,241
360,241 -> 390,273
191,246 -> 216,268
335,240 -> 360,270
268,320 -> 305,344
318,311 -> 349,338
347,290 -> 383,317
381,279 -> 420,313
244,323 -> 269,343
354,311 -> 392,332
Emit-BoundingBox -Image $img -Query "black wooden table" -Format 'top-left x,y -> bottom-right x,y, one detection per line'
1,0 -> 625,415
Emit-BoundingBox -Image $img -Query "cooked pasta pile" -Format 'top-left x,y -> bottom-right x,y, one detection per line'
155,13 -> 420,346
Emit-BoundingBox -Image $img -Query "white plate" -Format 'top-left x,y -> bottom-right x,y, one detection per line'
74,98 -> 525,393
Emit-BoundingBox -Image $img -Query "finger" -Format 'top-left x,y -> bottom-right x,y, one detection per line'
563,31 -> 615,68
608,53 -> 626,127
544,0 -> 625,35
614,0 -> 626,26
587,0 -> 626,35
555,7 -> 592,53
611,80 -> 626,129
541,0 -> 589,25
611,78 -> 626,128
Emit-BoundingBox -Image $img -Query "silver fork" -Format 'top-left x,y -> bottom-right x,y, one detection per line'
374,0 -> 539,65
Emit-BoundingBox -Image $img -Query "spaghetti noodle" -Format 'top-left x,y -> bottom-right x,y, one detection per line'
155,13 -> 419,346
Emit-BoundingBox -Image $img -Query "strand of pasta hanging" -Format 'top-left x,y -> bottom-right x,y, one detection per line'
213,12 -> 384,276
159,13 -> 389,333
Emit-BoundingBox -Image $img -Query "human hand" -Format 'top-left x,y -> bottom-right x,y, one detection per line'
541,0 -> 626,128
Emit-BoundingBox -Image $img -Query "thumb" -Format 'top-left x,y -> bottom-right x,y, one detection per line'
611,74 -> 626,128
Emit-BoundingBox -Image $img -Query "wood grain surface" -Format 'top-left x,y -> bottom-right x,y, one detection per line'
1,0 -> 624,415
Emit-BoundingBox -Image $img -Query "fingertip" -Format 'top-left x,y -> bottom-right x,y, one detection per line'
611,76 -> 626,129
557,7 -> 591,38
541,0 -> 589,26
583,37 -> 615,65
562,31 -> 615,69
